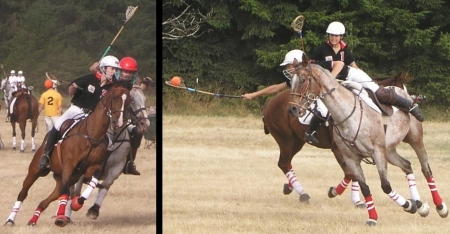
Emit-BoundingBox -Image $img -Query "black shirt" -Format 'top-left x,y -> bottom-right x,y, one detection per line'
70,73 -> 114,111
309,41 -> 356,66
285,60 -> 350,87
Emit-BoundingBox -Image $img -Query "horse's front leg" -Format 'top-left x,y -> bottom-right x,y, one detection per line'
31,118 -> 37,152
27,173 -> 62,226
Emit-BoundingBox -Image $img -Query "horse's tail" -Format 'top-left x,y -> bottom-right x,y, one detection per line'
262,115 -> 270,134
396,71 -> 411,84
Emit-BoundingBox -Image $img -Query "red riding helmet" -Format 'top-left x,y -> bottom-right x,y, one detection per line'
44,79 -> 53,89
119,57 -> 138,72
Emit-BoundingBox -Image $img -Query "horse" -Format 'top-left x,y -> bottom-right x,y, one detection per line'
1,78 -> 12,121
287,59 -> 448,225
4,84 -> 131,227
9,88 -> 39,152
262,71 -> 418,207
68,85 -> 150,221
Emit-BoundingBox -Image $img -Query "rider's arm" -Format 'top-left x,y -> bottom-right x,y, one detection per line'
242,82 -> 288,100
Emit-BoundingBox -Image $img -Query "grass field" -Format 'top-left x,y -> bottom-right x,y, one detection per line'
0,113 -> 156,234
163,115 -> 450,234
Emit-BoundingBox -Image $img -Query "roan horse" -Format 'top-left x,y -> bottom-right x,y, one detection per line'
287,60 -> 448,225
1,78 -> 12,120
68,86 -> 150,221
9,88 -> 39,152
263,72 -> 424,208
4,84 -> 131,227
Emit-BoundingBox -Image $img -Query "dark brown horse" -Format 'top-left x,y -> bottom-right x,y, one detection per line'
4,84 -> 131,227
9,88 -> 39,152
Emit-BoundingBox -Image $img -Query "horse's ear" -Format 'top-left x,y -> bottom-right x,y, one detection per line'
302,52 -> 309,67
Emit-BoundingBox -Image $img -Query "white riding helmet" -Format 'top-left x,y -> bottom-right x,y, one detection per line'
99,55 -> 121,69
326,21 -> 345,35
10,70 -> 15,74
18,70 -> 23,75
280,50 -> 305,66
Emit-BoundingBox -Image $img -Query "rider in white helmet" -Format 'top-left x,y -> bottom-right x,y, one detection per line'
8,70 -> 18,92
16,70 -> 26,89
38,55 -> 121,169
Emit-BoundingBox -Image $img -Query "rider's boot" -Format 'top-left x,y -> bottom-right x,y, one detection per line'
38,128 -> 59,169
305,114 -> 324,145
123,127 -> 142,175
375,87 -> 425,122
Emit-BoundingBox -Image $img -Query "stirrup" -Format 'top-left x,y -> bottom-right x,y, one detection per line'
305,131 -> 320,145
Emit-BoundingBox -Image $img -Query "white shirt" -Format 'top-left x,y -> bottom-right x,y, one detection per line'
16,75 -> 25,87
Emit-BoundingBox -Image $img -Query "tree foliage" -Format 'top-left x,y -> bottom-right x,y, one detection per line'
163,0 -> 450,106
0,0 -> 156,93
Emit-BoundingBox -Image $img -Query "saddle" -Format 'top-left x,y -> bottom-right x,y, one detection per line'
340,81 -> 393,116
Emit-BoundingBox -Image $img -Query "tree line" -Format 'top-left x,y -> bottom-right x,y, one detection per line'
163,0 -> 450,106
0,0 -> 156,94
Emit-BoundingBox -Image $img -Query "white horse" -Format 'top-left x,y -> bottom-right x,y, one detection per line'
67,85 -> 150,220
288,60 -> 448,225
1,78 -> 12,121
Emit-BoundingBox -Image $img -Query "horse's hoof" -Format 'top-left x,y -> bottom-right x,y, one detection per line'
299,193 -> 310,204
86,205 -> 100,220
403,199 -> 417,214
354,201 -> 367,209
4,219 -> 15,226
328,187 -> 337,198
283,184 -> 293,195
70,196 -> 83,211
12,147 -> 16,150
27,221 -> 36,226
437,202 -> 449,218
365,219 -> 377,226
416,201 -> 430,217
54,215 -> 69,227
20,150 -> 24,153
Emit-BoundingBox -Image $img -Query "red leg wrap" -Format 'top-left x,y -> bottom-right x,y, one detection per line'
427,176 -> 443,206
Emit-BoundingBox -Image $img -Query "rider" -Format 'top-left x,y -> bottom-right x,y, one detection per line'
16,71 -> 26,90
303,21 -> 359,144
90,56 -> 144,175
8,70 -> 17,92
38,79 -> 63,133
38,55 -> 121,169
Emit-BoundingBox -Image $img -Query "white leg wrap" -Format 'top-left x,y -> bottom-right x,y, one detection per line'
81,177 -> 99,200
406,174 -> 421,201
351,181 -> 361,204
6,201 -> 22,222
286,170 -> 305,195
389,190 -> 407,206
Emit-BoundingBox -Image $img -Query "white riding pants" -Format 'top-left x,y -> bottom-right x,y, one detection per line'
54,104 -> 86,131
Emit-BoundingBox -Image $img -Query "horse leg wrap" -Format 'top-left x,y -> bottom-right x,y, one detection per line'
57,194 -> 69,216
81,177 -> 99,200
7,201 -> 22,222
426,176 -> 443,206
335,178 -> 350,195
28,207 -> 42,224
388,190 -> 407,206
406,174 -> 421,201
365,195 -> 378,221
351,181 -> 362,204
285,170 -> 305,195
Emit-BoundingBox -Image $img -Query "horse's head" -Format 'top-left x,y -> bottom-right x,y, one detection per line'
129,86 -> 150,133
287,58 -> 321,118
104,86 -> 131,130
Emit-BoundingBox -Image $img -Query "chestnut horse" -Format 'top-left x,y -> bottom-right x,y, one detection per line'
287,60 -> 447,225
4,84 -> 131,227
263,72 -> 416,207
9,88 -> 39,152
69,86 -> 150,221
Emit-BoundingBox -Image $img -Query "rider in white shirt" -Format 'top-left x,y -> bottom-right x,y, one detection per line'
16,70 -> 26,90
8,70 -> 18,92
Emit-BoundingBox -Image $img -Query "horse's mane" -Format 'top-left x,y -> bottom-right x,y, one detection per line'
112,80 -> 133,91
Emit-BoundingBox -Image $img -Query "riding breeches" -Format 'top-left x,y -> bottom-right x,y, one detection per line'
54,104 -> 86,131
346,67 -> 379,92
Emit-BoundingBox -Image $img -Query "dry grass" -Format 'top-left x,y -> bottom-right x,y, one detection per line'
163,115 -> 450,234
0,114 -> 156,234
